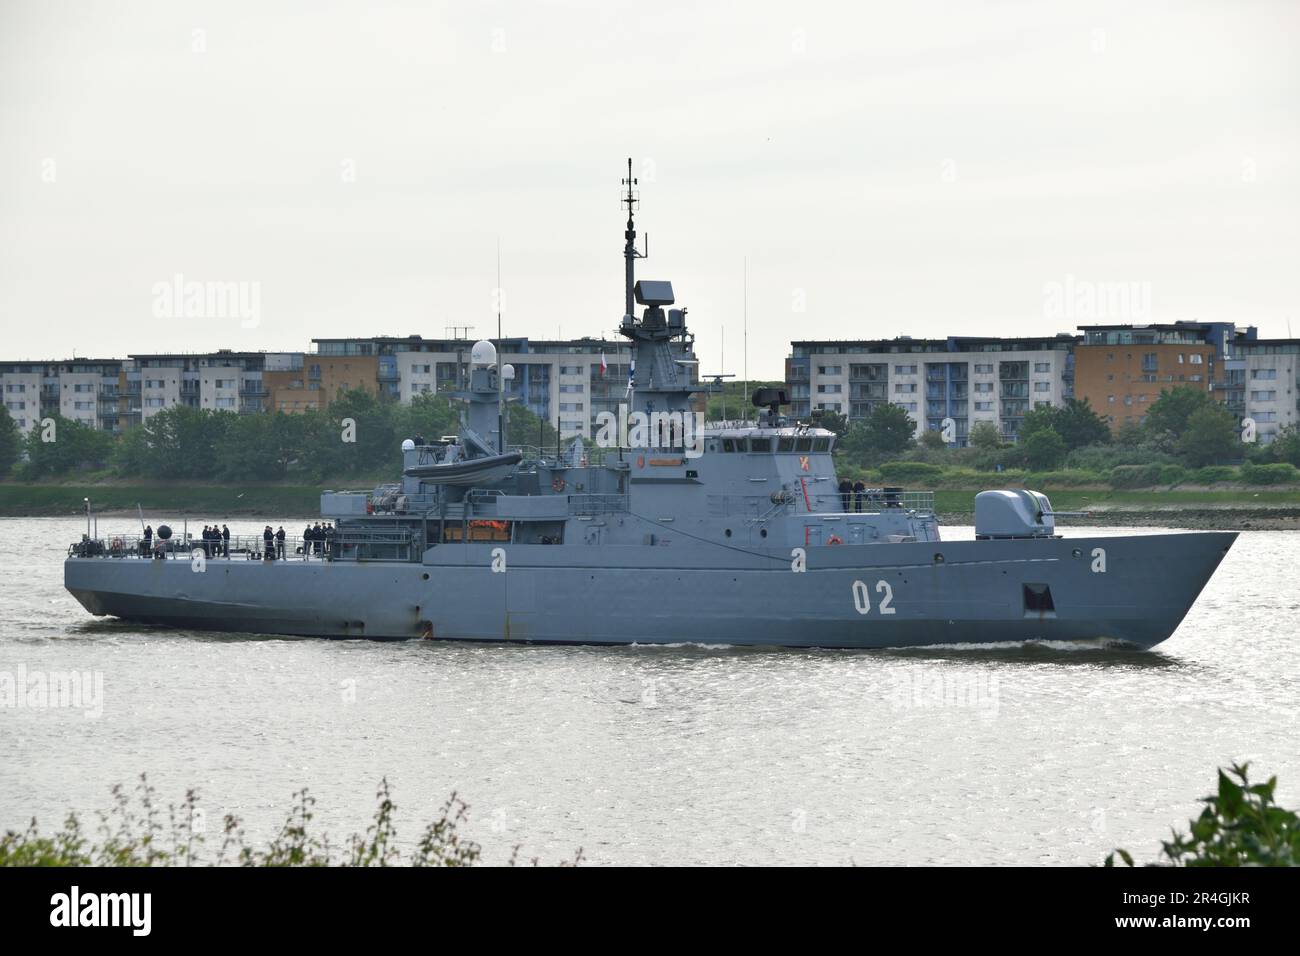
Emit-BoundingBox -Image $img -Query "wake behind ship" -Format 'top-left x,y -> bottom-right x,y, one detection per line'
64,163 -> 1235,649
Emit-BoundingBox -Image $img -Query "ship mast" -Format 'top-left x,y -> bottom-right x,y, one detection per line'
621,158 -> 644,319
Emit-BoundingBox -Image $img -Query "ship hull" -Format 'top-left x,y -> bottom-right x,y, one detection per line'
64,532 -> 1235,649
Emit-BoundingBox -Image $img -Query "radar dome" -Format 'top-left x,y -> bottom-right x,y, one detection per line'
470,340 -> 498,367
401,439 -> 415,452
502,363 -> 515,381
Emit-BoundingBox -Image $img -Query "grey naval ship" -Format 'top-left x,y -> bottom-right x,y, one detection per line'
65,163 -> 1236,649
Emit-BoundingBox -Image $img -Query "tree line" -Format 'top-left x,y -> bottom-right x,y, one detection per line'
819,385 -> 1300,473
0,391 -> 559,481
1,382 -> 1296,482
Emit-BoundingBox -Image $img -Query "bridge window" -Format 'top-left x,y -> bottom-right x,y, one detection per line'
812,437 -> 830,452
721,438 -> 738,452
795,437 -> 813,453
748,437 -> 772,452
777,437 -> 795,452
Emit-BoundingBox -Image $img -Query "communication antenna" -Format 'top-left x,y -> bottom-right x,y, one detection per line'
742,257 -> 749,423
496,239 -> 505,453
622,158 -> 648,318
707,327 -> 738,421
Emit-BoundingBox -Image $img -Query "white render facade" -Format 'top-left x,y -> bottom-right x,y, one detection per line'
314,336 -> 643,440
1230,342 -> 1299,444
0,365 -> 43,436
788,336 -> 1077,443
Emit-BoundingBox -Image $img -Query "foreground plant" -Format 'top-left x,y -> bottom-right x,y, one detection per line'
0,775 -> 581,867
1106,763 -> 1298,866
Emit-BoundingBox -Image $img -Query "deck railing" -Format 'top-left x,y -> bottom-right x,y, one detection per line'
68,528 -> 418,562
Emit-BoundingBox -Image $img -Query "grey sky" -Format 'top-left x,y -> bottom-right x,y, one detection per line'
2,0 -> 1297,379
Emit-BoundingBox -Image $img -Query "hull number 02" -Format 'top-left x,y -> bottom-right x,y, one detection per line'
852,579 -> 896,615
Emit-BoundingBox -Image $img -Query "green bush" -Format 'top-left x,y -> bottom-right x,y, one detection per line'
1022,469 -> 1104,488
0,775 -> 581,867
1066,444 -> 1179,471
1157,464 -> 1187,486
1191,465 -> 1237,484
1107,764 -> 1298,867
1239,461 -> 1300,485
1108,463 -> 1164,488
878,461 -> 945,483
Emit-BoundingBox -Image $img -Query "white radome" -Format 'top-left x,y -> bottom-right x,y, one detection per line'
502,363 -> 515,381
401,439 -> 415,452
470,340 -> 498,367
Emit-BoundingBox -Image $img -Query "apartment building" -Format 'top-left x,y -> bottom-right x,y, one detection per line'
0,359 -> 122,436
1221,339 -> 1300,444
0,362 -> 47,437
1073,322 -> 1243,431
119,351 -> 271,427
312,335 -> 652,438
787,335 -> 1077,443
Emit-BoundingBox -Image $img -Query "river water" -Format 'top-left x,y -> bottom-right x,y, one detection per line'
1,516 -> 1296,865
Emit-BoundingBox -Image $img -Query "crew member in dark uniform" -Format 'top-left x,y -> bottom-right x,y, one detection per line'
853,480 -> 866,513
838,478 -> 852,512
275,526 -> 286,559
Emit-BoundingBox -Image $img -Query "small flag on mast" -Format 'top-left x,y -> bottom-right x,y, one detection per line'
600,352 -> 607,377
626,359 -> 635,397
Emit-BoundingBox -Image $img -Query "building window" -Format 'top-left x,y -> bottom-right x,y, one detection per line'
973,364 -> 993,374
894,365 -> 917,375
1033,362 -> 1051,373
817,384 -> 842,393
1107,395 -> 1115,404
1033,382 -> 1051,392
559,384 -> 584,393
1252,369 -> 1278,380
1189,354 -> 1203,365
974,382 -> 993,393
1250,390 -> 1277,402
817,365 -> 842,375
894,383 -> 916,394
974,401 -> 994,411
